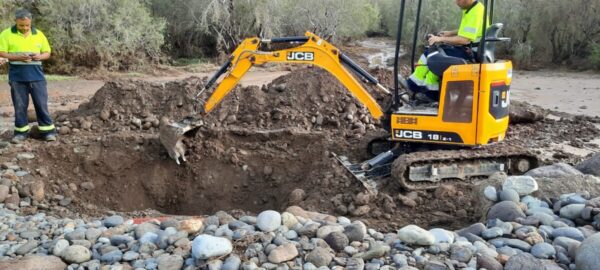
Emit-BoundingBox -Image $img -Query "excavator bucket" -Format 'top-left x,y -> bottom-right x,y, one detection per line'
159,117 -> 204,165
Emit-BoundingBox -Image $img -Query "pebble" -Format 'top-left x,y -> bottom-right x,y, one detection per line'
62,245 -> 92,263
484,186 -> 498,202
397,225 -> 435,246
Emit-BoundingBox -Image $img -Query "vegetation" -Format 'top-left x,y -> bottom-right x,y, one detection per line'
1,0 -> 599,72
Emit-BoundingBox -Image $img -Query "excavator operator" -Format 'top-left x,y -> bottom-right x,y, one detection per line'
406,0 -> 488,103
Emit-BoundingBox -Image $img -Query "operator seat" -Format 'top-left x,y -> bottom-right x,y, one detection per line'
426,23 -> 505,78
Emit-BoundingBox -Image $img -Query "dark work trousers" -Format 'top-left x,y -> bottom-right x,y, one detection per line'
409,45 -> 476,101
10,80 -> 55,135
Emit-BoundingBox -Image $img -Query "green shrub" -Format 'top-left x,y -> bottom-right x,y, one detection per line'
36,0 -> 165,72
591,43 -> 600,70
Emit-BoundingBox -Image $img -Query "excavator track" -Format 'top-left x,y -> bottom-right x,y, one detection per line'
391,145 -> 539,190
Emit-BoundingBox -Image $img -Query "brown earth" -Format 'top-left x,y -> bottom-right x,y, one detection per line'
1,67 -> 599,232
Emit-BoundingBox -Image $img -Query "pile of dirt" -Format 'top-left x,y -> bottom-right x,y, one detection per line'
5,68 -> 600,231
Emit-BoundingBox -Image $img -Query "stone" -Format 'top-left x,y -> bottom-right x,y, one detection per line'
450,244 -> 473,263
360,242 -> 390,261
0,255 -> 66,270
157,254 -> 184,270
575,233 -> 600,270
267,243 -> 298,263
526,163 -> 582,178
100,249 -> 122,263
62,245 -> 92,264
486,201 -> 526,222
80,181 -> 95,190
29,180 -> 45,201
281,212 -> 298,229
482,227 -> 504,239
324,231 -> 349,251
559,204 -> 585,220
346,257 -> 365,270
110,234 -> 134,246
180,218 -> 203,234
135,222 -> 161,238
504,252 -> 540,270
397,225 -> 435,246
0,185 -> 9,203
256,210 -> 281,232
85,228 -> 102,242
192,235 -> 233,259
344,222 -> 367,242
553,237 -> 581,250
457,223 -> 486,237
429,228 -> 454,244
16,240 -> 38,255
499,188 -> 520,202
476,253 -> 502,270
17,153 -> 35,160
103,215 -> 124,227
122,251 -> 139,261
306,247 -> 332,267
317,224 -> 344,239
222,255 -> 241,270
576,153 -> 600,176
531,242 -> 555,259
484,186 -> 498,202
288,189 -> 306,205
285,205 -> 336,222
52,239 -> 69,256
552,227 -> 584,241
503,176 -> 539,196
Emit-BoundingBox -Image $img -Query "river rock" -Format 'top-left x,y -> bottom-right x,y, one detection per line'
256,210 -> 281,232
576,153 -> 600,176
552,227 -> 584,241
559,204 -> 585,220
530,242 -> 555,259
0,255 -> 66,270
306,247 -> 332,267
62,245 -> 92,264
192,235 -> 233,259
499,188 -> 521,202
504,252 -> 539,270
103,215 -> 124,227
575,233 -> 600,270
503,176 -> 538,196
526,163 -> 582,178
157,254 -> 184,270
429,228 -> 454,244
487,201 -> 526,222
267,243 -> 298,263
398,225 -> 435,246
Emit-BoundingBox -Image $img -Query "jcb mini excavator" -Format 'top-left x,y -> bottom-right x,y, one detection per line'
160,0 -> 538,193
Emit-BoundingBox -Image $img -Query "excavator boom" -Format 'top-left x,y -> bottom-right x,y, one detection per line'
160,32 -> 397,164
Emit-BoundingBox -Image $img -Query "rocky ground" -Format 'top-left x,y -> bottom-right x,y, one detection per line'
0,67 -> 599,269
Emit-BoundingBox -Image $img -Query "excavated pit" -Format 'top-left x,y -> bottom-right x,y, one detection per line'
8,68 -> 600,231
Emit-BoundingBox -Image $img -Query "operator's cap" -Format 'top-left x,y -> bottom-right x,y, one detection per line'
15,9 -> 32,20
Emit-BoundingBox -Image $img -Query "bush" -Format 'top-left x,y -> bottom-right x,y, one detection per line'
591,43 -> 600,70
36,0 -> 165,73
149,0 -> 380,58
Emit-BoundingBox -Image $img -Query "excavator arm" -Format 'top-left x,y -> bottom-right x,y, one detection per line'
199,32 -> 389,119
161,32 -> 397,164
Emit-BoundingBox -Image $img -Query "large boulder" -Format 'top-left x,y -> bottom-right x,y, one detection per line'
526,163 -> 583,178
0,255 -> 66,270
575,233 -> 600,270
576,153 -> 600,177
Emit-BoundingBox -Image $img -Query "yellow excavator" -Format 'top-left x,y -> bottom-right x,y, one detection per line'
160,0 -> 538,193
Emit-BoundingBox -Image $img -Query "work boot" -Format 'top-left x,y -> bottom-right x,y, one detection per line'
43,133 -> 57,142
11,133 -> 28,143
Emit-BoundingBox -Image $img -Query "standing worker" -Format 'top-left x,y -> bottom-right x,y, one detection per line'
0,9 -> 56,142
406,0 -> 487,103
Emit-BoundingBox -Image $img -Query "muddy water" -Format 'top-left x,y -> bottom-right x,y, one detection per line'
357,39 -> 404,69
